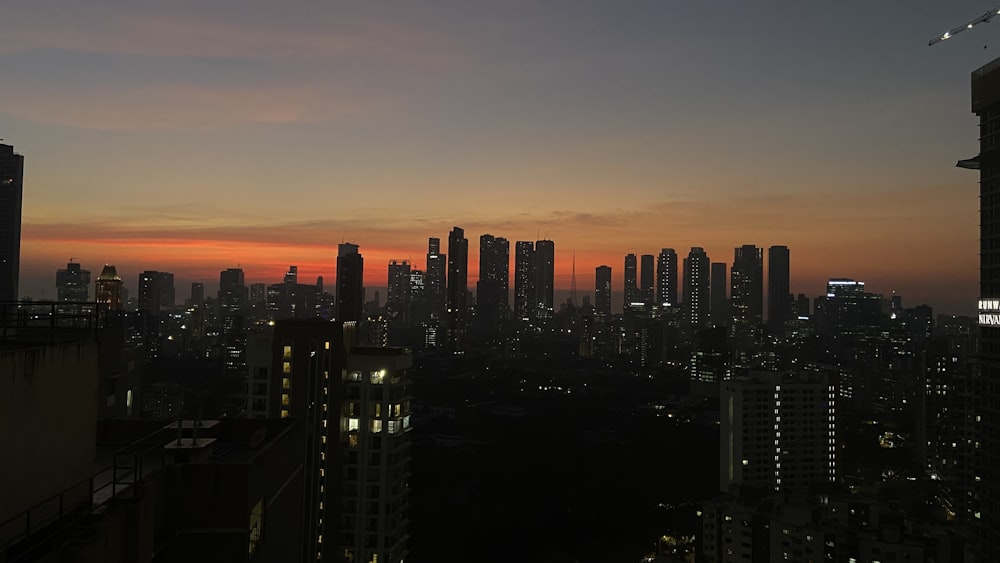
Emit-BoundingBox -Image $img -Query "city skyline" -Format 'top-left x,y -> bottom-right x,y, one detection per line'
3,2 -> 992,314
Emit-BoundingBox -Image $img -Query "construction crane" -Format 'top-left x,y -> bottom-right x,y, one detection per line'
929,5 -> 1000,46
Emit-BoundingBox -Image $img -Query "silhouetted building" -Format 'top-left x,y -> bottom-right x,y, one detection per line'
595,265 -> 612,322
337,243 -> 364,323
534,239 -> 555,319
514,241 -> 535,320
218,268 -> 247,316
190,282 -> 204,307
683,247 -> 710,327
138,271 -> 174,313
656,248 -> 678,306
624,253 -> 638,309
447,227 -> 468,339
710,262 -> 728,326
768,245 -> 791,331
639,254 -> 654,304
731,244 -> 763,327
425,238 -> 446,322
476,234 -> 509,333
969,57 -> 1000,559
0,143 -> 23,302
387,259 -> 412,327
56,260 -> 91,302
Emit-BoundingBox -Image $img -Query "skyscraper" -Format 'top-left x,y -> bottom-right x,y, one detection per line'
218,268 -> 247,316
624,253 -> 638,309
56,260 -> 91,302
337,243 -> 364,322
767,245 -> 790,331
0,143 -> 23,302
969,58 -> 1000,559
476,234 -> 509,332
514,241 -> 535,321
710,262 -> 728,326
683,247 -> 710,327
595,265 -> 612,321
447,227 -> 468,328
95,265 -> 123,313
656,248 -> 678,307
387,259 -> 412,326
190,282 -> 204,307
731,244 -> 763,327
425,238 -> 446,321
137,271 -> 174,313
639,254 -> 654,304
534,239 -> 555,319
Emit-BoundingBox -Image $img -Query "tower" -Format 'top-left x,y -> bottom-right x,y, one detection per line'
476,234 -> 509,333
337,243 -> 364,323
534,239 -> 555,319
387,259 -> 412,327
95,264 -> 123,314
56,260 -> 91,302
595,265 -> 612,321
710,262 -> 728,326
656,248 -> 678,307
624,253 -> 638,309
683,247 -> 710,327
639,254 -> 654,304
514,241 -> 535,321
767,245 -> 790,331
0,143 -> 23,302
731,245 -> 764,327
425,238 -> 446,321
447,227 -> 469,340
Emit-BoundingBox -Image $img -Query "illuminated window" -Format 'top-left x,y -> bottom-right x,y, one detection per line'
348,434 -> 359,448
281,394 -> 290,407
325,341 -> 331,350
371,420 -> 383,433
282,377 -> 291,390
370,370 -> 385,384
283,361 -> 292,374
348,418 -> 360,431
283,345 -> 292,359
280,409 -> 289,419
387,420 -> 399,434
249,499 -> 264,556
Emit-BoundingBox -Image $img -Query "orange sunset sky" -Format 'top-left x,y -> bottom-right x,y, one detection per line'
2,1 -> 991,314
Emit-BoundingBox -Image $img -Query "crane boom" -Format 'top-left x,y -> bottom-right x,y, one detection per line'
929,6 -> 1000,46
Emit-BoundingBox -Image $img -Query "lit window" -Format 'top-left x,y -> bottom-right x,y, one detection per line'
249,499 -> 264,555
280,409 -> 289,419
348,418 -> 360,431
282,377 -> 291,390
283,361 -> 292,374
283,345 -> 292,359
371,420 -> 383,433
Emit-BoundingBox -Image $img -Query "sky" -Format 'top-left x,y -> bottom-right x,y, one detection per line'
1,1 -> 995,314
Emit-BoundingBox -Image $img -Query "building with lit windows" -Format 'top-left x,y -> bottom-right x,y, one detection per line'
595,265 -> 612,322
731,245 -> 763,328
56,260 -> 91,302
639,254 -> 654,304
720,371 -> 838,495
683,247 -> 710,327
514,241 -> 535,321
425,238 -> 446,323
656,248 -> 678,307
95,264 -> 124,315
624,253 -> 638,310
534,239 -> 554,320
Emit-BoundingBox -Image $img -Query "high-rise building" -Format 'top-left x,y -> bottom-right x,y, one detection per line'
95,264 -> 124,313
656,248 -> 678,307
190,282 -> 204,307
639,254 -> 654,304
731,244 -> 764,327
710,262 -> 728,326
767,245 -> 791,331
137,271 -> 174,313
514,241 -> 535,321
284,264 -> 298,284
218,268 -> 247,316
0,143 -> 23,302
969,58 -> 1000,559
387,259 -> 412,327
337,243 -> 364,323
595,265 -> 612,321
56,260 -> 91,302
683,247 -> 710,327
270,320 -> 411,563
476,234 -> 509,332
624,253 -> 638,309
447,227 -> 468,328
534,239 -> 555,319
720,371 -> 838,494
425,238 -> 446,322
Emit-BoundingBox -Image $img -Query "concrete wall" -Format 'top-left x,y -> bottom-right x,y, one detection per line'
0,341 -> 99,522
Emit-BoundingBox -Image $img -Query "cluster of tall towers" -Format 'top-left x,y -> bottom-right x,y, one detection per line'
596,245 -> 791,329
